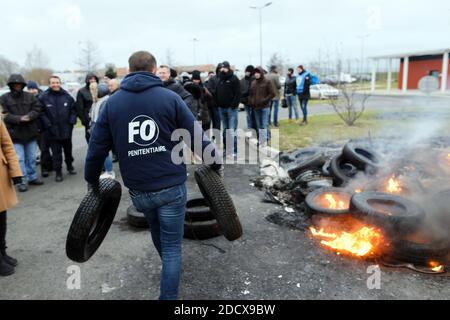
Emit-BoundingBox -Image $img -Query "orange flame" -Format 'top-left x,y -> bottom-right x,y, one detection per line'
324,194 -> 346,210
447,154 -> 450,160
429,261 -> 444,272
387,176 -> 402,194
310,226 -> 383,257
355,189 -> 363,193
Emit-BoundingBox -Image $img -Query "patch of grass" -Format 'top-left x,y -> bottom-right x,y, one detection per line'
276,109 -> 450,151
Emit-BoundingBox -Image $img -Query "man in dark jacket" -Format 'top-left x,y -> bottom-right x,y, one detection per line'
284,68 -> 300,121
75,73 -> 99,142
215,61 -> 241,157
205,66 -> 221,132
249,67 -> 276,145
157,65 -> 198,117
240,65 -> 256,130
39,76 -> 77,182
185,70 -> 211,131
0,74 -> 43,192
85,51 -> 221,300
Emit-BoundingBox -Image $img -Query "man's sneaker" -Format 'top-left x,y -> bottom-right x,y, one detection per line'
55,174 -> 63,183
29,179 -> 44,186
68,168 -> 77,175
42,170 -> 49,178
0,255 -> 15,277
18,184 -> 28,192
100,171 -> 116,180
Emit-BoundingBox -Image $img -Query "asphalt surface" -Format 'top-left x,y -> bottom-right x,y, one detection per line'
1,95 -> 449,300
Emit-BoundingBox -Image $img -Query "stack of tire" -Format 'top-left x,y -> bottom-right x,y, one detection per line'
324,142 -> 383,187
126,193 -> 222,240
126,165 -> 243,242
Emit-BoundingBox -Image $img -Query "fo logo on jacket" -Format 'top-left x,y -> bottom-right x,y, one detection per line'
128,115 -> 160,147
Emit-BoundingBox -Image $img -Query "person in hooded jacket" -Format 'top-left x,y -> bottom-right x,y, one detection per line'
157,65 -> 198,117
240,65 -> 256,130
204,65 -> 222,133
0,74 -> 44,192
75,73 -> 99,142
185,70 -> 211,132
39,76 -> 77,182
249,67 -> 276,145
215,61 -> 241,157
85,51 -> 222,300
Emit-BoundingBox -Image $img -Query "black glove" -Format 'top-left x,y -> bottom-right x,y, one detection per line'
12,177 -> 23,185
210,163 -> 224,178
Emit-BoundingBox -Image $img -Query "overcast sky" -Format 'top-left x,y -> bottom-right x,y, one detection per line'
3,0 -> 450,71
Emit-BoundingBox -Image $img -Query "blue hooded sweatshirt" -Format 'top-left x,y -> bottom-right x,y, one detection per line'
85,71 -> 216,191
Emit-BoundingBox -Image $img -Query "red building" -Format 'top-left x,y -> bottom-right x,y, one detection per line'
371,48 -> 450,92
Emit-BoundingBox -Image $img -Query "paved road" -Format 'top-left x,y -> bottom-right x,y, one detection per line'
0,127 -> 448,300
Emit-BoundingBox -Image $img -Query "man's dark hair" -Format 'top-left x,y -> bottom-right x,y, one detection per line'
128,51 -> 157,73
288,68 -> 294,73
49,75 -> 61,83
298,65 -> 304,70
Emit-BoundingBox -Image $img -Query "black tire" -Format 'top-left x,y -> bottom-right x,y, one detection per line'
184,220 -> 222,240
322,157 -> 333,177
127,205 -> 148,228
287,153 -> 328,180
329,155 -> 359,186
280,148 -> 323,166
194,165 -> 243,241
350,192 -> 426,234
186,193 -> 214,222
305,187 -> 353,216
66,179 -> 122,263
342,142 -> 383,170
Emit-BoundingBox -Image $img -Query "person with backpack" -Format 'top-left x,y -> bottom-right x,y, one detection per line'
296,65 -> 312,125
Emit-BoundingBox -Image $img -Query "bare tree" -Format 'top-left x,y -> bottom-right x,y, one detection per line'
329,84 -> 370,126
0,56 -> 20,86
267,53 -> 285,74
76,40 -> 101,72
25,46 -> 50,70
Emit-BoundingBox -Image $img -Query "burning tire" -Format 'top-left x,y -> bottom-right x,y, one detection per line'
287,153 -> 328,180
194,165 -> 243,241
280,147 -> 324,165
350,192 -> 426,234
342,143 -> 383,171
305,187 -> 353,217
186,193 -> 215,222
385,227 -> 450,265
329,155 -> 359,186
127,205 -> 148,228
66,179 -> 122,263
184,220 -> 222,240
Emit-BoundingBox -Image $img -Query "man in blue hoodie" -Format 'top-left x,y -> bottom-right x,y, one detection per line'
85,51 -> 221,300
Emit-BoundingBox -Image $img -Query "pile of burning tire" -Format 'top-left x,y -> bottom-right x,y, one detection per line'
265,141 -> 450,273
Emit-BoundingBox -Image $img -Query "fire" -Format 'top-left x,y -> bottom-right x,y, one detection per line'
429,261 -> 444,272
387,176 -> 402,194
447,154 -> 450,160
355,189 -> 363,193
310,226 -> 383,257
324,194 -> 346,210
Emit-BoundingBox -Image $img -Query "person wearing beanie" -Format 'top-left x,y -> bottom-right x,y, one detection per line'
240,65 -> 256,130
266,65 -> 282,127
75,73 -> 99,143
0,74 -> 44,192
39,76 -> 77,182
185,70 -> 212,132
249,67 -> 276,145
215,61 -> 241,157
26,81 -> 43,97
0,115 -> 23,277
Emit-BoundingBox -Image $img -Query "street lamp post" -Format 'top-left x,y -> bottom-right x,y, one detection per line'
250,2 -> 273,67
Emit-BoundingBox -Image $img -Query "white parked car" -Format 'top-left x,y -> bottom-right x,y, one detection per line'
310,84 -> 340,100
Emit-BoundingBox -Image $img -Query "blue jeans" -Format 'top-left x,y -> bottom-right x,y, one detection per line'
254,107 -> 270,144
244,105 -> 256,130
104,153 -> 113,172
299,98 -> 309,122
208,105 -> 221,132
219,107 -> 239,155
130,183 -> 187,300
286,95 -> 300,120
13,140 -> 38,183
270,100 -> 279,127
